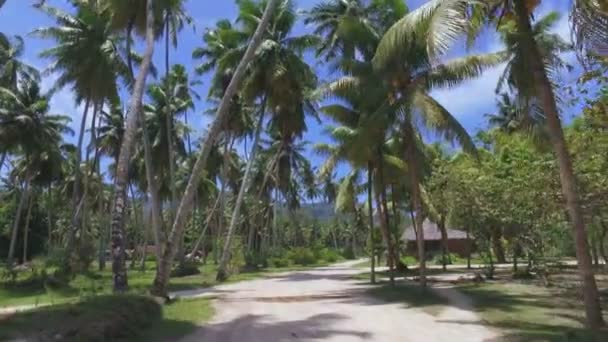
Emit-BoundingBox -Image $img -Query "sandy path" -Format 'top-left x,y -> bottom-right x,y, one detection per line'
174,260 -> 498,342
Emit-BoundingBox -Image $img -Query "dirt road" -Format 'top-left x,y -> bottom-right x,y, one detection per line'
174,260 -> 498,342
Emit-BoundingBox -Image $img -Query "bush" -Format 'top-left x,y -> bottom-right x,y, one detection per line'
431,253 -> 457,266
321,249 -> 340,263
171,261 -> 201,278
286,247 -> 316,266
268,257 -> 290,268
341,246 -> 356,260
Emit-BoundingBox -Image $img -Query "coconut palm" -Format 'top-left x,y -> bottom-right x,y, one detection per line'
32,2 -> 130,267
215,0 -> 319,281
0,34 -> 39,90
151,0 -> 279,297
105,0 -> 156,293
303,0 -> 381,61
571,0 -> 608,59
1,78 -> 71,266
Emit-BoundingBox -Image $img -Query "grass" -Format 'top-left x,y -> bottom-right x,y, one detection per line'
135,297 -> 214,342
364,283 -> 449,316
0,259 -> 334,308
457,281 -> 608,341
0,294 -> 214,342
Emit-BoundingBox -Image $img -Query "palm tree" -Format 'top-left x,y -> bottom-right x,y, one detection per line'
1,79 -> 71,266
106,0 -> 156,293
570,0 -> 608,59
0,34 -> 39,90
33,2 -> 130,268
215,0 -> 318,281
304,0 -> 381,61
151,0 -> 279,298
511,0 -> 604,328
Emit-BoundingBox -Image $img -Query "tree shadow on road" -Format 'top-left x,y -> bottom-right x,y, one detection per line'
190,313 -> 372,341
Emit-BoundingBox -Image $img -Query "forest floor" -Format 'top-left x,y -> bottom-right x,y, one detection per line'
176,259 -> 498,342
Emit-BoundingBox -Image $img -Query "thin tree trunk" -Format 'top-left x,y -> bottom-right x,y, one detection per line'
374,156 -> 395,285
403,123 -> 426,287
390,184 -> 402,268
8,173 -> 31,266
109,0 -> 155,293
65,98 -> 91,267
466,229 -> 471,269
367,163 -> 376,284
492,228 -> 507,264
514,0 -> 604,328
599,220 -> 608,265
189,195 -> 221,260
46,185 -> 54,255
216,100 -> 266,281
22,193 -> 34,264
439,218 -> 449,271
80,101 -> 100,237
140,210 -> 150,272
151,0 -> 278,297
129,183 -> 141,269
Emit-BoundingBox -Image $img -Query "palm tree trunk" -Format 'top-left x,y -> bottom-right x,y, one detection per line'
47,185 -> 53,255
367,163 -> 376,284
514,0 -> 604,328
108,0 -> 156,293
403,122 -> 427,287
129,183 -> 141,269
216,100 -> 266,281
151,0 -> 278,297
439,218 -> 449,271
140,206 -> 151,272
22,193 -> 34,264
8,172 -> 31,266
189,194 -> 221,260
374,157 -> 395,285
65,97 -> 91,267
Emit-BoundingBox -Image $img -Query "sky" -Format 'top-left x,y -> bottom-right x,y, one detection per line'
0,0 -> 581,181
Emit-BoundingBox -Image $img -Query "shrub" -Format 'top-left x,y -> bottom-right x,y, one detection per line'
341,246 -> 356,260
286,247 -> 316,266
268,257 -> 290,268
321,249 -> 340,263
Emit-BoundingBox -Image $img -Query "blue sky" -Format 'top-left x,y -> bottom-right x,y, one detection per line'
0,0 -> 581,180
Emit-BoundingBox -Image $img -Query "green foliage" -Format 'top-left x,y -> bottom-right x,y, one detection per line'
268,257 -> 290,268
286,247 -> 316,266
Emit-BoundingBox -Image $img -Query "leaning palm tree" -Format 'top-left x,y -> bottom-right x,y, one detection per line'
215,0 -> 319,281
151,0 -> 280,298
373,0 -> 505,287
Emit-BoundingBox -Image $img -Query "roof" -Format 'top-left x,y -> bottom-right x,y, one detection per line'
401,219 -> 468,241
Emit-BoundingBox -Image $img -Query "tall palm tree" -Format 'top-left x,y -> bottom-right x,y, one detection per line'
215,0 -> 319,281
372,0 -> 505,286
106,0 -> 156,293
511,0 -> 604,328
33,2 -> 130,267
151,0 -> 279,298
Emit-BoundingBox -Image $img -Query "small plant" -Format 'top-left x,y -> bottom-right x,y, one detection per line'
171,261 -> 201,278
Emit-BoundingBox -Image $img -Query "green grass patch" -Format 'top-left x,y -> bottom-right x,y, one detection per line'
457,282 -> 608,341
135,297 -> 214,342
0,260 -> 333,308
0,295 -> 163,341
365,283 -> 449,316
